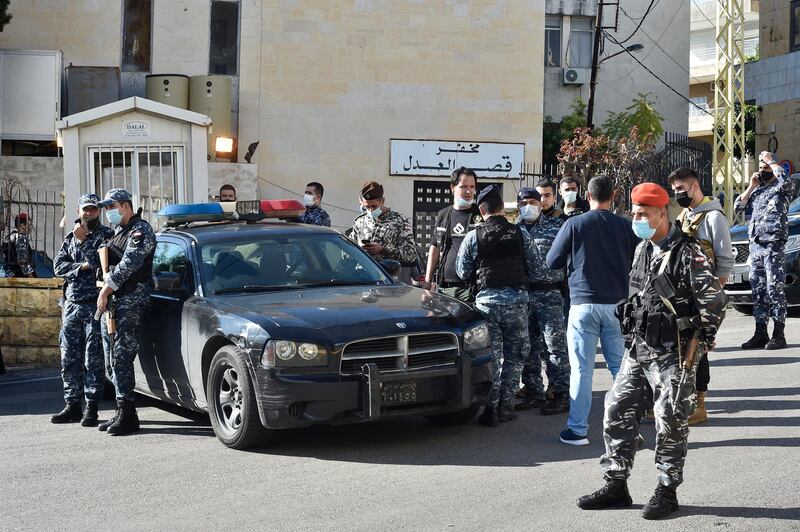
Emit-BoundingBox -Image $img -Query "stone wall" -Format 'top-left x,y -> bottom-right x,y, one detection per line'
0,278 -> 62,366
0,156 -> 65,193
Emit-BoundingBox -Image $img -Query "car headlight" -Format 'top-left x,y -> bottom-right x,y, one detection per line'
785,235 -> 800,254
261,340 -> 327,367
464,323 -> 490,350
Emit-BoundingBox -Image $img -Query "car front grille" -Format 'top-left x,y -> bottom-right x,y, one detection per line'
733,242 -> 749,264
340,333 -> 459,375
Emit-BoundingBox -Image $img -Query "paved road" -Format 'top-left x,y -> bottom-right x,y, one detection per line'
1,311 -> 798,531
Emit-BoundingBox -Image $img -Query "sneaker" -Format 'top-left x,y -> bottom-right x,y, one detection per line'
641,484 -> 679,520
560,428 -> 589,446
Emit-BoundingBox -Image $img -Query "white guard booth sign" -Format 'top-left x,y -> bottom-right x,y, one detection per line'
390,139 -> 524,178
123,119 -> 151,138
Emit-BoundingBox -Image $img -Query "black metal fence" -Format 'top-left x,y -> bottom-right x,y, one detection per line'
1,180 -> 64,272
643,132 -> 713,196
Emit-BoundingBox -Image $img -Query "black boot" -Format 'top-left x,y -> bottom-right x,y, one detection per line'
741,323 -> 769,349
478,405 -> 500,427
98,407 -> 121,432
540,391 -> 570,415
765,322 -> 787,350
577,479 -> 633,510
80,402 -> 99,427
107,400 -> 140,436
50,402 -> 83,424
498,402 -> 518,422
641,484 -> 679,520
515,389 -> 546,411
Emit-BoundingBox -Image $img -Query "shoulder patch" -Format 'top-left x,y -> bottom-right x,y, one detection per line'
131,230 -> 143,245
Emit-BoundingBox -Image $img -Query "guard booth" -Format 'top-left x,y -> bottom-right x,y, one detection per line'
58,97 -> 212,232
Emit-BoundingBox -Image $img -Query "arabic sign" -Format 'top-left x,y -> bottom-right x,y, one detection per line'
390,139 -> 524,178
123,119 -> 151,138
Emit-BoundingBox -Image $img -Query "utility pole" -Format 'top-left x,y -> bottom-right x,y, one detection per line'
586,0 -> 605,130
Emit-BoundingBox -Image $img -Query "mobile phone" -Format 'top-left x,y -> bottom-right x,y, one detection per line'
361,239 -> 371,245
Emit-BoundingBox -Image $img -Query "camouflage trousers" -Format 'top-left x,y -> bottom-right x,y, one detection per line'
749,241 -> 786,325
59,300 -> 105,403
600,351 -> 697,487
102,286 -> 150,402
476,301 -> 530,408
522,290 -> 570,395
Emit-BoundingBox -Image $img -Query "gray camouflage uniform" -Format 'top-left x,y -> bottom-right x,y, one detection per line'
53,206 -> 115,405
299,205 -> 331,227
351,209 -> 418,264
456,222 -> 537,408
600,224 -> 726,487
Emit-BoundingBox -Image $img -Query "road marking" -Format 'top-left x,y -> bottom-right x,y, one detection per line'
0,375 -> 61,386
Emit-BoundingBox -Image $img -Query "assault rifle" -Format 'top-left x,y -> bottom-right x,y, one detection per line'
94,246 -> 116,335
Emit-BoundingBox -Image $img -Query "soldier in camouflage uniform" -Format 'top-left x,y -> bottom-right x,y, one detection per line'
735,151 -> 794,350
2,213 -> 35,277
50,194 -> 115,426
578,183 -> 726,520
514,184 -> 571,415
351,181 -> 418,265
299,181 -> 331,227
96,188 -> 156,436
457,186 -> 537,427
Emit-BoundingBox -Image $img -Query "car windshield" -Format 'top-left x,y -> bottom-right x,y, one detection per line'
790,197 -> 800,214
201,233 -> 391,294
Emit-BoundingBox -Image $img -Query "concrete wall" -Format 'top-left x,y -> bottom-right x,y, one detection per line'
0,278 -> 62,366
207,162 -> 258,201
759,0 -> 793,60
0,156 -> 64,192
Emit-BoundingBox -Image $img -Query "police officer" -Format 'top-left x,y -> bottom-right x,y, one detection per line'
96,189 -> 156,435
2,213 -> 35,277
456,185 -> 537,426
558,177 -> 590,218
736,151 -> 794,350
351,181 -> 418,265
299,181 -> 331,227
422,167 -> 482,302
577,183 -> 726,520
514,185 -> 570,415
50,194 -> 115,425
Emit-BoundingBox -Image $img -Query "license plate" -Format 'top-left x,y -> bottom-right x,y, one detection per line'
730,273 -> 745,284
380,381 -> 417,404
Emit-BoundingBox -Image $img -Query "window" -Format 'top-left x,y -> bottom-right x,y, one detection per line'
792,0 -> 800,52
569,17 -> 594,69
153,242 -> 193,292
210,1 -> 240,75
545,15 -> 562,67
121,0 -> 152,72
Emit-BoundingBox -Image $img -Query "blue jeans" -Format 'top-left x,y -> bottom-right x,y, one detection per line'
566,303 -> 625,437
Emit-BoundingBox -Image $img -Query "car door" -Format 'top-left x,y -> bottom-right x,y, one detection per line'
136,237 -> 194,405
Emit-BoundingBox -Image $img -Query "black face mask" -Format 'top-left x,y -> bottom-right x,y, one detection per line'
759,170 -> 773,183
675,190 -> 693,208
84,218 -> 100,231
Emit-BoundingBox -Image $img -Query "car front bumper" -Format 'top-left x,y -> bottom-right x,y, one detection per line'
251,353 -> 493,430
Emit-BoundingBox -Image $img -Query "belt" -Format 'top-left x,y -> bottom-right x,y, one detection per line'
439,280 -> 467,289
528,282 -> 561,292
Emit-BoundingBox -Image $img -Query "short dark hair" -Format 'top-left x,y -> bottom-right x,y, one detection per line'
478,194 -> 504,214
306,181 -> 324,198
219,184 -> 236,195
451,167 -> 477,187
587,176 -> 613,203
559,176 -> 580,188
667,167 -> 700,185
536,179 -> 556,195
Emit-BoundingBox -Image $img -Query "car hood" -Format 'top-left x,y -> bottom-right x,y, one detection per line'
729,223 -> 748,242
210,284 -> 482,341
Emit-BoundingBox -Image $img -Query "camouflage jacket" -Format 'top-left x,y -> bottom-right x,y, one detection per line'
299,205 -> 331,227
54,222 -> 115,302
351,208 -> 417,264
736,165 -> 794,243
3,231 -> 35,276
516,209 -> 566,285
105,217 -> 157,293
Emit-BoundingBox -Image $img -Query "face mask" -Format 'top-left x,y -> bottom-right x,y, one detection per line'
370,207 -> 382,220
455,196 -> 474,209
632,217 -> 658,240
303,194 -> 316,207
759,170 -> 773,183
520,204 -> 540,221
106,208 -> 122,226
675,189 -> 693,209
562,191 -> 578,205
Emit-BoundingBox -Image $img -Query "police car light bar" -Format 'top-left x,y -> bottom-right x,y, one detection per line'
158,199 -> 306,226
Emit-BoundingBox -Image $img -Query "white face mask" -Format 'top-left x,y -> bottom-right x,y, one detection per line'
520,204 -> 540,221
369,207 -> 382,220
562,191 -> 578,205
303,194 -> 316,207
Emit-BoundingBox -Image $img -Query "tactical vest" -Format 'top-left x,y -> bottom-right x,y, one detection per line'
435,204 -> 481,283
475,216 -> 527,290
677,199 -> 715,265
107,215 -> 154,295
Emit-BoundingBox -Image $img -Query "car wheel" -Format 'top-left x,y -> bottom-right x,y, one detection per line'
425,405 -> 481,426
733,304 -> 754,315
206,345 -> 270,450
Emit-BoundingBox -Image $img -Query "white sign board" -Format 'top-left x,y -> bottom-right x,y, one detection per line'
0,50 -> 62,140
390,139 -> 524,178
123,119 -> 151,138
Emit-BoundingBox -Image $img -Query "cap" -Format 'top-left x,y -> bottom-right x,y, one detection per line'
517,187 -> 541,202
98,188 -> 132,208
631,183 -> 669,208
78,193 -> 101,209
476,185 -> 501,205
360,181 -> 384,201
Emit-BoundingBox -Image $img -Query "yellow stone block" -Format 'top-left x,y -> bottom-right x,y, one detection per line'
16,347 -> 44,365
16,289 -> 50,316
2,346 -> 17,365
4,317 -> 29,345
48,289 -> 64,317
29,318 -> 62,346
0,288 -> 16,316
40,347 -> 61,365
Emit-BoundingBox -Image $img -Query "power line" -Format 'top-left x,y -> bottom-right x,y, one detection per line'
617,0 -> 657,44
603,31 -> 713,116
691,0 -> 715,26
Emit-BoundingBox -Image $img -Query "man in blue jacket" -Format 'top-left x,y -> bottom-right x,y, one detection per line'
546,176 -> 639,446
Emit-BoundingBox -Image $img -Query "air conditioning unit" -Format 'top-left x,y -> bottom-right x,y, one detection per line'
563,68 -> 588,85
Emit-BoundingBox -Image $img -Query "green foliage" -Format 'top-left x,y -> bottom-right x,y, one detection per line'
601,93 -> 664,142
715,102 -> 758,159
0,0 -> 11,32
745,45 -> 759,63
543,98 -> 587,164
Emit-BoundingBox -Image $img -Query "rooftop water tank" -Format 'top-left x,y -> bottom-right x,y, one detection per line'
145,74 -> 189,109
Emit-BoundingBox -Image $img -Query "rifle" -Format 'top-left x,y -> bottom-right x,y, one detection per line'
674,330 -> 702,406
94,246 -> 116,336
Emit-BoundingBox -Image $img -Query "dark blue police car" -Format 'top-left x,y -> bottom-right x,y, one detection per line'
136,200 -> 493,449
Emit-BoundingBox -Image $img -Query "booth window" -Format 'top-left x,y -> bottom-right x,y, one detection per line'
568,17 -> 594,69
210,0 -> 240,75
545,15 -> 562,67
122,0 -> 152,72
792,0 -> 800,52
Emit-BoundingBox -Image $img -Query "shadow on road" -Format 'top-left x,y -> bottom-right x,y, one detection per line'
709,386 -> 800,398
676,505 -> 800,520
708,398 -> 800,413
710,356 -> 800,367
691,416 -> 800,427
690,437 -> 799,449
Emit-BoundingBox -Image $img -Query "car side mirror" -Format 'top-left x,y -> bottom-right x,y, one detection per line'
381,259 -> 401,278
154,271 -> 183,293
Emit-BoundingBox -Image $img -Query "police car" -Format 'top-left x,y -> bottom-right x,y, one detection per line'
725,197 -> 800,313
136,199 -> 492,449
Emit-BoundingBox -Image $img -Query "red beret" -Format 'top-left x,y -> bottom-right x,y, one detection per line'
631,183 -> 669,208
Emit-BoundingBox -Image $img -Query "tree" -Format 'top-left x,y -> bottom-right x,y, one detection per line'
601,93 -> 664,142
715,102 -> 758,160
0,0 -> 11,32
542,98 -> 587,164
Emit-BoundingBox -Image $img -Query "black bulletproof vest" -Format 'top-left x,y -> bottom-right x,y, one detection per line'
107,215 -> 154,295
475,216 -> 527,290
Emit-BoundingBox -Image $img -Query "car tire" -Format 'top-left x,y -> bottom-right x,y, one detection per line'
206,345 -> 271,450
733,304 -> 754,315
425,405 -> 481,426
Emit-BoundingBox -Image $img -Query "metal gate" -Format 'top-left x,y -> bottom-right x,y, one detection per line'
86,144 -> 185,228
